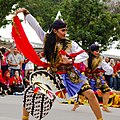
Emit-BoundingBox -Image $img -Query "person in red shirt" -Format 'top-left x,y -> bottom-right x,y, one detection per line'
114,60 -> 120,73
0,46 -> 11,76
0,70 -> 12,95
114,60 -> 120,90
10,70 -> 24,93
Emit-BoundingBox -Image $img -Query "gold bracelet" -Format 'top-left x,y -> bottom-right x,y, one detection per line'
22,115 -> 29,120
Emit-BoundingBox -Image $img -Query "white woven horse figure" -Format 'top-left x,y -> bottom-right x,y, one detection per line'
23,69 -> 66,120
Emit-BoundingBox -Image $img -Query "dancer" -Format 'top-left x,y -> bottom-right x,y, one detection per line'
15,8 -> 103,120
72,44 -> 113,112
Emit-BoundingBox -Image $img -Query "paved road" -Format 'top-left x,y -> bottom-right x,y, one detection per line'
0,95 -> 119,120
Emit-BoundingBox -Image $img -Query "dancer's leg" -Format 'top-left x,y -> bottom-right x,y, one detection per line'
82,89 -> 103,120
72,95 -> 79,111
22,107 -> 29,120
102,91 -> 111,112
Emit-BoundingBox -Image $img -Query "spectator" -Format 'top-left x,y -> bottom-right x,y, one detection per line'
23,71 -> 32,88
10,70 -> 24,94
109,59 -> 117,89
24,59 -> 34,77
114,60 -> 120,90
104,57 -> 113,86
36,51 -> 47,70
0,46 -> 11,76
1,70 -> 12,95
7,47 -> 23,77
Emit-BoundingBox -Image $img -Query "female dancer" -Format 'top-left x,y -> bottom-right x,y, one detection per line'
15,8 -> 103,120
72,44 -> 113,112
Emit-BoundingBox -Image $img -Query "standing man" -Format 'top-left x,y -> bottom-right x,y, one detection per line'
104,57 -> 112,86
7,47 -> 23,77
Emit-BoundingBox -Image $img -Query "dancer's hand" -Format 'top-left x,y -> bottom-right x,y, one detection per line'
15,8 -> 29,16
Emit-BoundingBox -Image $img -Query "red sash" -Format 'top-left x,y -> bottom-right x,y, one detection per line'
11,16 -> 49,68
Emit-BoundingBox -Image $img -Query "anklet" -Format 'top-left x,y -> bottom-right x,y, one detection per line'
97,118 -> 103,120
74,102 -> 79,105
22,115 -> 29,120
102,105 -> 108,108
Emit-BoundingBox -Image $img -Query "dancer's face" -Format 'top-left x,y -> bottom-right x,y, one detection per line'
91,50 -> 100,57
53,27 -> 67,40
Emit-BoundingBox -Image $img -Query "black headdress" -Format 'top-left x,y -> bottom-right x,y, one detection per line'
89,44 -> 99,52
88,44 -> 100,70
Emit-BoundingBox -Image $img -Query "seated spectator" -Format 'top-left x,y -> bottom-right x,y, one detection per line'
0,70 -> 12,95
10,70 -> 24,94
23,71 -> 32,88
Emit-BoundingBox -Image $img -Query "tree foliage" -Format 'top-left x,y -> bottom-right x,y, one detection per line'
61,0 -> 120,50
0,0 -> 23,27
18,0 -> 63,31
0,0 -> 120,50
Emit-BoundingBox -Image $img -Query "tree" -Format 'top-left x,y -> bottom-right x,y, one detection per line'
0,0 -> 23,27
0,0 -> 63,30
61,0 -> 120,50
0,0 -> 120,50
18,0 -> 63,31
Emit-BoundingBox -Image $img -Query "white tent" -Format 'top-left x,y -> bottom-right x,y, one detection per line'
0,13 -> 42,44
102,49 -> 120,59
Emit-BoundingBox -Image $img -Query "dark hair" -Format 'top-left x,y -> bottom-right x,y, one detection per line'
0,47 -> 6,54
44,20 -> 67,62
88,52 -> 93,70
88,44 -> 99,70
44,32 -> 56,62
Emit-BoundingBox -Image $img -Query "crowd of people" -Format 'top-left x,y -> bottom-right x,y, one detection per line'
0,7 -> 120,120
104,57 -> 120,91
1,46 -> 119,96
0,46 -> 41,96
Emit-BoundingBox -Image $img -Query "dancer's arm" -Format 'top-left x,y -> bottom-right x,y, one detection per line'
71,41 -> 89,63
15,8 -> 46,42
25,14 -> 46,42
100,61 -> 113,75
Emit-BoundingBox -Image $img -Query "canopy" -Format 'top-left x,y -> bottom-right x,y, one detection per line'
102,49 -> 120,59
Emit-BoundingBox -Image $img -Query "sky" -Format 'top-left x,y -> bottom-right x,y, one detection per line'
0,13 -> 42,44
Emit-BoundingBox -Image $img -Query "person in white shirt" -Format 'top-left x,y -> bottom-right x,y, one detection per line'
24,60 -> 34,76
7,47 -> 23,77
